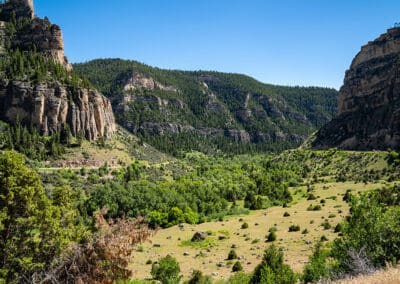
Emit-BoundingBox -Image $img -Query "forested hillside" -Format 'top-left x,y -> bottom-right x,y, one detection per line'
74,59 -> 338,156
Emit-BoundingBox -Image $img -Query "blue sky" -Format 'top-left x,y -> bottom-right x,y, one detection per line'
35,0 -> 400,89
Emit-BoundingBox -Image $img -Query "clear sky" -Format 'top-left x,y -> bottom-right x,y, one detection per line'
34,0 -> 400,89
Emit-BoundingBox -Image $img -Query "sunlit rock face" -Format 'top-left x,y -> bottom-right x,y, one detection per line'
313,27 -> 400,150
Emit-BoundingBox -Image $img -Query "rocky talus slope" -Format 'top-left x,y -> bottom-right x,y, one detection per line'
313,27 -> 400,150
0,0 -> 115,140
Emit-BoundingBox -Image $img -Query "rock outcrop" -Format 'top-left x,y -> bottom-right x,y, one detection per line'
0,80 -> 115,140
123,72 -> 177,92
313,27 -> 400,150
0,0 -> 34,21
12,17 -> 72,70
0,0 -> 116,140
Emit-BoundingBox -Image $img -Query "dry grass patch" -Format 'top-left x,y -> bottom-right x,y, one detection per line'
332,267 -> 400,284
130,181 -> 385,281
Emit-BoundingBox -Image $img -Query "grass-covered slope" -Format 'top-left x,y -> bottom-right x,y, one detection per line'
74,59 -> 338,155
125,149 -> 400,281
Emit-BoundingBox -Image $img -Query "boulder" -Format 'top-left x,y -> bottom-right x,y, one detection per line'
191,232 -> 207,242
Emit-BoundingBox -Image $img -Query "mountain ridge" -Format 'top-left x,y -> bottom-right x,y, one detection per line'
74,58 -> 338,155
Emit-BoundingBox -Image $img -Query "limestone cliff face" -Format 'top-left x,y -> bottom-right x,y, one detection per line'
0,80 -> 115,140
0,0 -> 70,69
313,27 -> 400,150
12,17 -> 72,70
114,73 -> 253,143
0,0 -> 116,140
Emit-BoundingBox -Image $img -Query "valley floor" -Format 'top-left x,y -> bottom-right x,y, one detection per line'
130,181 -> 386,281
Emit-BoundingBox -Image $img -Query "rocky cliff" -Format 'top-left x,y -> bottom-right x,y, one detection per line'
0,80 -> 115,140
313,27 -> 400,150
0,0 -> 115,140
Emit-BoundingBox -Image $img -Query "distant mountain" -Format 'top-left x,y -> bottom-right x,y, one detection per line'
313,27 -> 400,150
74,59 -> 337,155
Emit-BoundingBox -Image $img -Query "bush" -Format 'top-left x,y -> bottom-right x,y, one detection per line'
283,211 -> 291,217
268,227 -> 277,233
288,225 -> 300,232
302,228 -> 309,234
321,220 -> 331,230
307,204 -> 322,211
331,188 -> 400,274
0,151 -> 83,282
250,245 -> 297,284
151,255 -> 182,284
302,242 -> 330,283
267,231 -> 277,242
241,222 -> 249,229
320,235 -> 328,242
232,261 -> 243,272
225,272 -> 251,284
334,223 -> 343,233
187,270 -> 212,284
343,190 -> 353,202
307,194 -> 317,200
227,250 -> 238,260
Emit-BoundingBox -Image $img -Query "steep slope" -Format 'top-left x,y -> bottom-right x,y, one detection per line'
313,27 -> 400,150
0,0 -> 115,141
74,59 -> 337,155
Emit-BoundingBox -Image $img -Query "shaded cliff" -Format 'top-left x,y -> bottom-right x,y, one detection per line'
313,27 -> 400,150
0,0 -> 115,140
74,59 -> 337,154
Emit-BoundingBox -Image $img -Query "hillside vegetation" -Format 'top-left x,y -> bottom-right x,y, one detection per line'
74,59 -> 338,156
3,131 -> 400,283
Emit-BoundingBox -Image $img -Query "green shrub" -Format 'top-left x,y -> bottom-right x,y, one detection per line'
225,272 -> 251,284
241,222 -> 249,229
187,270 -> 212,284
320,235 -> 328,242
307,204 -> 322,211
268,227 -> 277,233
232,261 -> 243,272
227,250 -> 238,260
321,220 -> 331,230
302,228 -> 309,234
302,242 -> 330,283
307,194 -> 317,200
151,255 -> 182,284
250,245 -> 297,284
342,190 -> 353,202
267,231 -> 277,242
283,211 -> 291,217
288,225 -> 300,232
0,151 -> 82,281
331,187 -> 400,274
334,223 -> 343,233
